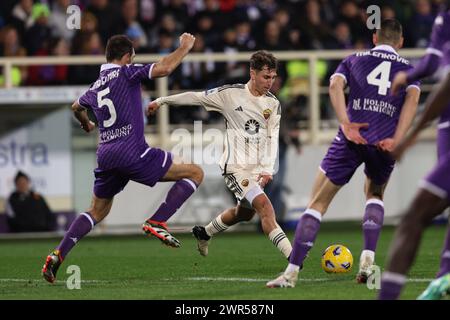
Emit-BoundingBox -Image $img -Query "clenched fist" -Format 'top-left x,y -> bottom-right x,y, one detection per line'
179,33 -> 196,51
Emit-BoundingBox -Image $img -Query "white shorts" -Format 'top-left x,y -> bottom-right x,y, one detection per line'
223,171 -> 264,209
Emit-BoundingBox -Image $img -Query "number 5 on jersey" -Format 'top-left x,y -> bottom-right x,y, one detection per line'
97,87 -> 117,127
367,61 -> 392,96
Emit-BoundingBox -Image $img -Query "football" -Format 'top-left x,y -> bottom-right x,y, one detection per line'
321,244 -> 353,273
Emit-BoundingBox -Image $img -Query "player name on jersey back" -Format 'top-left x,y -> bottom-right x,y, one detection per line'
356,50 -> 410,65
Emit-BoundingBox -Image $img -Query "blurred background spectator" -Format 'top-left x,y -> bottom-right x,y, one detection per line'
6,171 -> 56,232
0,0 -> 446,122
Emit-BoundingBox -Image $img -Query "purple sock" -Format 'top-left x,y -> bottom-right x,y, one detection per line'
378,272 -> 406,300
150,179 -> 197,222
56,212 -> 96,260
436,227 -> 450,278
362,200 -> 384,252
289,209 -> 322,266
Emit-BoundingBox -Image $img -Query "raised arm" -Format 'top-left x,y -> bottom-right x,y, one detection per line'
151,33 -> 195,78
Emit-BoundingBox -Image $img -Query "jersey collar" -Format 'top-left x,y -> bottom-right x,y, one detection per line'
372,44 -> 399,55
100,63 -> 121,72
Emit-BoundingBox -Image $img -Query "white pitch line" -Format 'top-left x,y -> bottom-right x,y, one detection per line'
0,278 -> 108,284
185,277 -> 436,283
0,277 -> 437,284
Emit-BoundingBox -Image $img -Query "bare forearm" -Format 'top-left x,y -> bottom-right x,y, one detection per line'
393,90 -> 419,142
329,76 -> 350,125
74,109 -> 90,126
329,86 -> 350,124
152,46 -> 190,78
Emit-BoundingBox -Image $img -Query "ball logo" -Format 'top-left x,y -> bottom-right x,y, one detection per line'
244,119 -> 260,135
263,109 -> 272,120
332,246 -> 342,256
241,179 -> 249,187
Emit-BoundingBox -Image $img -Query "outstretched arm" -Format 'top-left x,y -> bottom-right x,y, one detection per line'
391,54 -> 441,95
147,88 -> 224,115
71,101 -> 95,133
151,33 -> 195,78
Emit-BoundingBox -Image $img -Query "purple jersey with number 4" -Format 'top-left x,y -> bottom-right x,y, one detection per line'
78,63 -> 154,170
333,45 -> 420,145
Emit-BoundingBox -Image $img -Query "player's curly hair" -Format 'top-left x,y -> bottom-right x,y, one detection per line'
250,50 -> 278,71
106,35 -> 133,62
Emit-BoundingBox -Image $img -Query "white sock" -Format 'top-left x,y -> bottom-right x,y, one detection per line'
361,249 -> 375,262
205,215 -> 229,237
268,227 -> 292,259
285,263 -> 300,274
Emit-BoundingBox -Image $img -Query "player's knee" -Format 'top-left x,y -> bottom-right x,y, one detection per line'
254,196 -> 275,219
189,164 -> 204,185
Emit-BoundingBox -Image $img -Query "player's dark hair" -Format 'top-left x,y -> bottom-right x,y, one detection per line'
250,50 -> 278,71
105,35 -> 133,62
377,19 -> 403,45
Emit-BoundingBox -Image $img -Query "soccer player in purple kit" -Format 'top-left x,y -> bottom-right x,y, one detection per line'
378,72 -> 450,300
379,7 -> 450,299
266,19 -> 421,288
390,6 -> 450,297
42,33 -> 203,283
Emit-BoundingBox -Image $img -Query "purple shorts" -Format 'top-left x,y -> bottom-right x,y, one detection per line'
93,147 -> 173,199
437,124 -> 450,161
320,133 -> 395,186
421,151 -> 450,203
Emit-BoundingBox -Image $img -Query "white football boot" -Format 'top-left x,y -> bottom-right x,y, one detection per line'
266,270 -> 299,288
356,250 -> 375,283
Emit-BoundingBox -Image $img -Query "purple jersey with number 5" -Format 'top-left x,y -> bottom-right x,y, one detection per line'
332,45 -> 421,145
78,63 -> 154,170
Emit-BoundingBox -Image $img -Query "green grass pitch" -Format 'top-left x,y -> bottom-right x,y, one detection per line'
0,222 -> 447,300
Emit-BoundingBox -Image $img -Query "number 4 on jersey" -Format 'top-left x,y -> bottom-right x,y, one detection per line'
366,61 -> 392,95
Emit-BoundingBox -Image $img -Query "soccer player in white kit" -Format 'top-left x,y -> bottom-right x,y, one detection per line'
148,51 -> 292,260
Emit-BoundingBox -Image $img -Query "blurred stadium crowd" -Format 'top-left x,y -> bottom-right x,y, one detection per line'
0,0 -> 447,123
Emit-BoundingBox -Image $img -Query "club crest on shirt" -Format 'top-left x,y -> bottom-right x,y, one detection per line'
263,108 -> 272,120
241,179 -> 249,187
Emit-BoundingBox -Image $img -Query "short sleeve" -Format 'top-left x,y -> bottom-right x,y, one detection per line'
123,63 -> 154,84
406,79 -> 421,93
78,90 -> 94,109
330,55 -> 352,85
